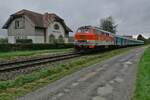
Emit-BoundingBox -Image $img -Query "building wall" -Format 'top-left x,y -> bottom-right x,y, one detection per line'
8,36 -> 16,44
47,21 -> 68,43
27,36 -> 44,43
7,16 -> 45,43
7,16 -> 69,44
35,28 -> 45,36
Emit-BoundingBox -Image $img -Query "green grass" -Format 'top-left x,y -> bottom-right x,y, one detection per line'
133,47 -> 150,100
0,48 -> 72,59
0,46 -> 141,100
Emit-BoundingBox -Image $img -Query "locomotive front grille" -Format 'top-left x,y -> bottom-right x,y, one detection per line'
78,40 -> 87,42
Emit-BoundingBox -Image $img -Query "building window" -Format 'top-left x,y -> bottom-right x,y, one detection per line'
54,24 -> 60,30
15,17 -> 25,29
49,34 -> 56,43
64,33 -> 68,38
58,35 -> 64,43
15,20 -> 20,29
15,35 -> 27,39
15,36 -> 20,39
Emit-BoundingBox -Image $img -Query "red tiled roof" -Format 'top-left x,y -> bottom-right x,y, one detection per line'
2,9 -> 72,32
15,9 -> 44,28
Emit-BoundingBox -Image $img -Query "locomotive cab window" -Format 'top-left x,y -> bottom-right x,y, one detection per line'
101,32 -> 105,35
95,29 -> 100,34
93,29 -> 96,34
77,27 -> 91,33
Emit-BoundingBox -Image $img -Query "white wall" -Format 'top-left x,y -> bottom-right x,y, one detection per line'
7,16 -> 46,44
64,38 -> 68,43
8,16 -> 35,37
47,21 -> 66,43
27,36 -> 44,43
7,16 -> 68,44
8,36 -> 16,44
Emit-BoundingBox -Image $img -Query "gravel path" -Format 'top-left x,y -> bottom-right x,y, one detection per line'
18,47 -> 144,100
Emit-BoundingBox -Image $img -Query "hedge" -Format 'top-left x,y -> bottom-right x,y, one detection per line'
0,38 -> 8,44
16,39 -> 33,44
0,43 -> 74,52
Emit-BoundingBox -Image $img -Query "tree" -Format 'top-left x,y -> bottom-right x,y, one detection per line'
100,16 -> 117,34
0,38 -> 8,44
137,34 -> 146,41
137,34 -> 150,44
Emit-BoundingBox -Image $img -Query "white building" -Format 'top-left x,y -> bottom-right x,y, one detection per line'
2,9 -> 72,44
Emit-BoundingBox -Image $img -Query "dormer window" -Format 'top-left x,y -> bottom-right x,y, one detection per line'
54,24 -> 60,30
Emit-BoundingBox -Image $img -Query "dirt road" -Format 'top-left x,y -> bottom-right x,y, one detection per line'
18,47 -> 144,100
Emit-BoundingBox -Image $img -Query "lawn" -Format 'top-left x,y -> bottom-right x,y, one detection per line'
0,48 -> 72,59
133,47 -> 150,100
0,46 -> 141,100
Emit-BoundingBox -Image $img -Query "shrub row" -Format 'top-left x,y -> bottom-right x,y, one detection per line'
0,43 -> 74,52
0,38 -> 8,44
16,39 -> 33,44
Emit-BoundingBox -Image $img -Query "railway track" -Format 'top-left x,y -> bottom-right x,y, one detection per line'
0,52 -> 81,72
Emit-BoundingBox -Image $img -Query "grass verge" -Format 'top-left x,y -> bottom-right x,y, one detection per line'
133,47 -> 150,100
0,46 -> 141,100
0,48 -> 72,59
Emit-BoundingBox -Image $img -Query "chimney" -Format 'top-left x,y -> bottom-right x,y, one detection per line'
43,13 -> 49,27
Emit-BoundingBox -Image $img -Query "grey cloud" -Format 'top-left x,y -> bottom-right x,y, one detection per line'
0,0 -> 150,38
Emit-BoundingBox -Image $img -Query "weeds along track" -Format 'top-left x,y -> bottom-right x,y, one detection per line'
0,52 -> 81,73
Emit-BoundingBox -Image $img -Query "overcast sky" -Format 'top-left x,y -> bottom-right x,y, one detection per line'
0,0 -> 150,38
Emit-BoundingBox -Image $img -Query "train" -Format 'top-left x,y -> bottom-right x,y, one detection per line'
74,26 -> 144,51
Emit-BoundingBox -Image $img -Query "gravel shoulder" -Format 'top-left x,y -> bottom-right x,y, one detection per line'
18,47 -> 145,100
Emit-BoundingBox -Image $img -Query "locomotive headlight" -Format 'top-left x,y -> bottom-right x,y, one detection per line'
87,40 -> 92,43
87,40 -> 95,44
87,40 -> 90,42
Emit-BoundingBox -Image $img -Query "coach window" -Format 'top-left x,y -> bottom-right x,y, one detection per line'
49,34 -> 56,43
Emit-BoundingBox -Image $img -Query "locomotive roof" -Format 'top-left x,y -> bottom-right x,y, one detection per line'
78,26 -> 114,35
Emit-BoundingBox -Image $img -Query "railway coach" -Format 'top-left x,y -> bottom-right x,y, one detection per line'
74,26 -> 144,50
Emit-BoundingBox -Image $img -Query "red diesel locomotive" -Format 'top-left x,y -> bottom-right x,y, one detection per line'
74,26 -> 115,50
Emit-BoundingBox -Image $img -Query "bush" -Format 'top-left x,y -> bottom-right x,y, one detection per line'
16,39 -> 32,44
0,38 -> 8,44
0,43 -> 74,52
